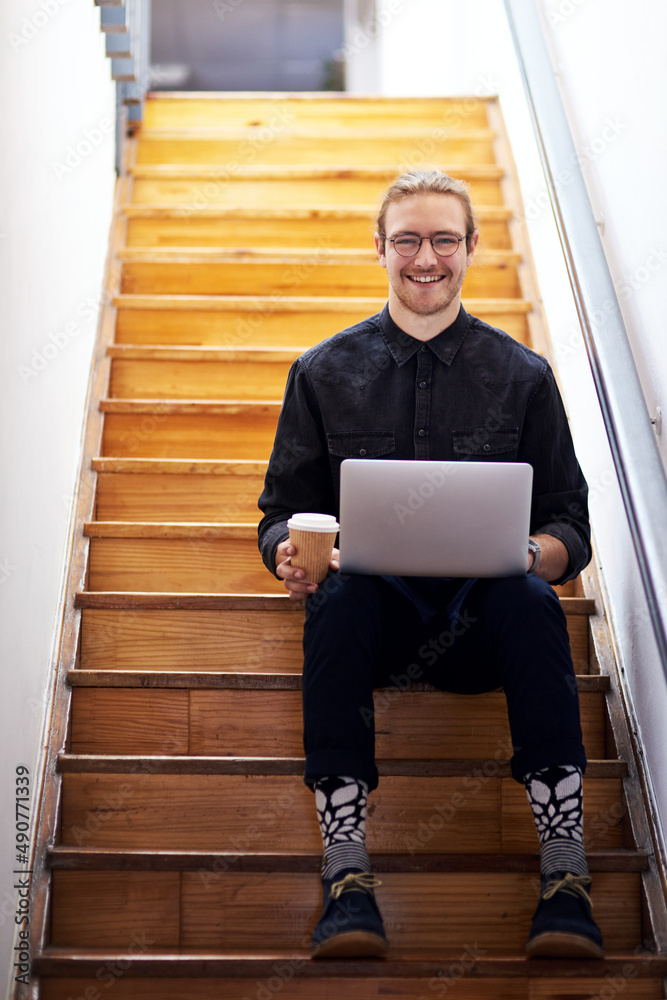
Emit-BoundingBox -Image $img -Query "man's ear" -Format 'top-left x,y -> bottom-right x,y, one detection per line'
466,229 -> 480,265
374,232 -> 387,268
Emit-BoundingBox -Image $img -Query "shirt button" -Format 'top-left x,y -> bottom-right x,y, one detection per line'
359,448 -> 367,456
420,345 -> 426,352
419,381 -> 427,389
483,444 -> 491,452
418,429 -> 426,437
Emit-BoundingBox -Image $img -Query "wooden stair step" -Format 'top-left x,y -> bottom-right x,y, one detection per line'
67,682 -> 608,759
117,253 -> 522,299
113,295 -> 533,346
32,955 -> 667,1000
57,755 -> 627,777
66,670 -> 609,692
100,398 -> 281,460
129,169 -> 506,209
92,456 -> 268,522
107,345 -> 297,400
123,204 -> 514,251
141,96 -> 494,130
74,592 -> 592,675
57,768 -> 626,853
48,869 -> 640,953
74,593 -> 593,612
134,131 -> 498,167
86,533 -> 279,593
46,846 -> 644,873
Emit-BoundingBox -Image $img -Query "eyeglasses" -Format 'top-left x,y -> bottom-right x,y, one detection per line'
386,233 -> 466,258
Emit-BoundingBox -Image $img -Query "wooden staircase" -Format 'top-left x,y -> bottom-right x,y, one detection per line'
26,94 -> 667,1000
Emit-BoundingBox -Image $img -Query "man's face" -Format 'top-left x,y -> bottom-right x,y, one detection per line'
375,192 -> 478,322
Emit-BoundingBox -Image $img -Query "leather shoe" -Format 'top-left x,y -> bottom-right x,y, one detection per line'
526,872 -> 604,958
311,869 -> 389,958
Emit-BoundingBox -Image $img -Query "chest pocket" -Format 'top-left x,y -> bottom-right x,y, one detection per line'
327,431 -> 395,460
452,426 -> 519,459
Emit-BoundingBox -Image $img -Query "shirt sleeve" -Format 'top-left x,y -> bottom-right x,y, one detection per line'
257,358 -> 336,576
518,364 -> 591,585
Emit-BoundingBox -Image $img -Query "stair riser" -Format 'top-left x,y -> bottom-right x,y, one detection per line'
50,870 -> 639,952
95,471 -> 267,522
59,774 -> 626,854
135,136 -> 498,168
118,261 -> 521,299
102,412 -> 277,460
113,305 -> 530,347
125,215 -> 513,251
78,607 -> 589,673
142,98 -> 493,130
38,977 -> 667,1000
87,536 -> 279,592
69,688 -> 606,760
131,176 -> 505,208
109,358 -> 293,401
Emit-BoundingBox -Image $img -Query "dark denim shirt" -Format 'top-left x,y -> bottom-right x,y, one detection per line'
258,304 -> 591,587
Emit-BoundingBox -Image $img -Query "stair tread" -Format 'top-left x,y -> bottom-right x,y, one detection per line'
91,457 -> 268,473
139,126 -> 497,139
32,949 -> 667,977
56,754 -> 627,777
46,846 -> 648,872
100,398 -> 283,413
117,247 -> 522,264
107,345 -> 301,361
74,591 -> 597,614
84,521 -> 257,538
129,163 -> 505,180
123,203 -> 513,219
113,292 -> 532,312
66,669 -> 610,692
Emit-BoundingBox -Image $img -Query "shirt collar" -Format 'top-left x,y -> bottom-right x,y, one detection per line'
379,303 -> 470,367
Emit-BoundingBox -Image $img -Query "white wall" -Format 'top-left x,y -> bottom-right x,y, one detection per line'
0,2 -> 116,994
345,0 -> 667,857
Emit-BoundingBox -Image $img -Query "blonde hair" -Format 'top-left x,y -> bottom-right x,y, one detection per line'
376,169 -> 477,251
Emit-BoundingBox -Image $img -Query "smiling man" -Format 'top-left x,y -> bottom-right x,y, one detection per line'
258,170 -> 603,961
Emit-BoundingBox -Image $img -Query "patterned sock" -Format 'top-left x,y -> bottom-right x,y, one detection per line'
313,775 -> 371,880
523,764 -> 589,880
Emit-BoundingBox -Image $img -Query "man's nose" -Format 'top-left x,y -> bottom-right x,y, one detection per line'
414,238 -> 439,265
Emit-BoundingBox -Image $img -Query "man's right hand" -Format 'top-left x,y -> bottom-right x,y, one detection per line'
275,538 -> 339,601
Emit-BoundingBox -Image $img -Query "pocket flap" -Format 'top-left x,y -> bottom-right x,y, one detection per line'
327,431 -> 395,459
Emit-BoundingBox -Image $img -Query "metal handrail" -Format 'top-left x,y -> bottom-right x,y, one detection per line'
503,0 -> 667,678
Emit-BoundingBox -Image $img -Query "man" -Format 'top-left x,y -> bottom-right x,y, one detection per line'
258,170 -> 603,960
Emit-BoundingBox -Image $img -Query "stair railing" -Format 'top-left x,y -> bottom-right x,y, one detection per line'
503,0 -> 667,682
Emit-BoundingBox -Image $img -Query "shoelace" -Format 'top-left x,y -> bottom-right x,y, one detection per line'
543,872 -> 593,906
330,872 -> 382,900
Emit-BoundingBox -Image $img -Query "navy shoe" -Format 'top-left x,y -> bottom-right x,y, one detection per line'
311,869 -> 389,958
526,872 -> 605,958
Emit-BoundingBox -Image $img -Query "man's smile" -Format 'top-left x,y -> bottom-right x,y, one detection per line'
406,274 -> 445,283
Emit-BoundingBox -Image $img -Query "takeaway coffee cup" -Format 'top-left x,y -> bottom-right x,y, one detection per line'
287,512 -> 340,584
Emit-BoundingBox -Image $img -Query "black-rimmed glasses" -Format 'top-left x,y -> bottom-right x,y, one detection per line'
386,233 -> 466,258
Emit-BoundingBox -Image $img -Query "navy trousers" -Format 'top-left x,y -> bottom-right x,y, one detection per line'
302,572 -> 586,791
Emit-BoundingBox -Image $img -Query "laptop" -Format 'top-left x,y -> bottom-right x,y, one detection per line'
338,459 -> 533,577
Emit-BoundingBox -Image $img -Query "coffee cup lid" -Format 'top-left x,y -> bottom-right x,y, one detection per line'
287,512 -> 339,533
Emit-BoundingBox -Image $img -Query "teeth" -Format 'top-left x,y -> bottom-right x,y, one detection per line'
409,275 -> 442,283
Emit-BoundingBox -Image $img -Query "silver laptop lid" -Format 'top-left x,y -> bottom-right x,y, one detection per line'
338,459 -> 533,577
